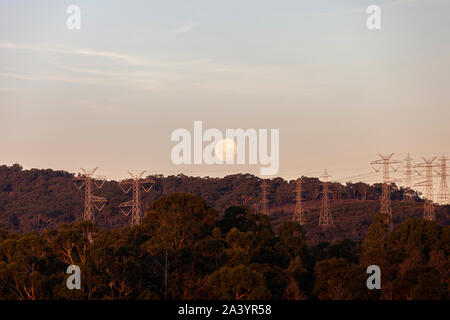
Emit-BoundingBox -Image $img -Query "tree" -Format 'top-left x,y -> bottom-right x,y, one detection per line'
386,218 -> 444,262
314,258 -> 368,300
393,266 -> 445,300
0,233 -> 51,299
141,193 -> 217,250
275,221 -> 306,264
140,193 -> 217,299
208,265 -> 270,300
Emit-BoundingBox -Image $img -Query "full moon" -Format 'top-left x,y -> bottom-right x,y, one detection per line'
215,139 -> 236,162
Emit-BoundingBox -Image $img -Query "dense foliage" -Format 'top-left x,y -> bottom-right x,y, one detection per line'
1,164 -> 448,246
0,193 -> 448,300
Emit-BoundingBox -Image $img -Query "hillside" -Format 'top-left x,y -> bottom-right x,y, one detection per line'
0,164 -> 448,245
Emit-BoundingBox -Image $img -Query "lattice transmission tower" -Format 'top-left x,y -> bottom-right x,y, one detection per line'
403,153 -> 414,189
119,171 -> 155,226
435,156 -> 449,205
260,179 -> 269,215
414,157 -> 438,221
73,167 -> 107,223
292,177 -> 306,225
371,154 -> 401,228
319,169 -> 333,228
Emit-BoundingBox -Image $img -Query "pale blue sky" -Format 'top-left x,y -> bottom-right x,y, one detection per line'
1,0 -> 449,191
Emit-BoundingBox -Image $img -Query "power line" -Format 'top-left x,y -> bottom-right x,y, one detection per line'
414,157 -> 439,221
292,177 -> 306,225
334,171 -> 380,183
319,169 -> 333,228
73,167 -> 107,223
260,179 -> 269,215
435,156 -> 449,206
403,153 -> 414,189
119,171 -> 155,226
370,154 -> 401,229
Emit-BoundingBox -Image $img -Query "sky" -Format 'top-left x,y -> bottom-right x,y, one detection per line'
1,0 -> 449,193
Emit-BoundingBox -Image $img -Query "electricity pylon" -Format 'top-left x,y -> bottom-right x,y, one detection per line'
371,154 -> 401,228
293,177 -> 306,225
403,153 -> 414,189
73,167 -> 107,223
435,156 -> 449,205
260,179 -> 269,215
414,157 -> 438,221
241,195 -> 253,207
119,171 -> 155,226
319,169 -> 333,228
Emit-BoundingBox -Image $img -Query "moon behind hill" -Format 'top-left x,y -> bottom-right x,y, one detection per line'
214,139 -> 236,163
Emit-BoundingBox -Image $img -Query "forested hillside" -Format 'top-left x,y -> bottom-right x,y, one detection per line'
0,193 -> 448,300
0,164 -> 449,245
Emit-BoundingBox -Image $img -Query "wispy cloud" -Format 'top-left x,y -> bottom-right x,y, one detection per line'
0,86 -> 24,92
0,41 -> 213,69
0,41 -> 175,67
171,21 -> 200,34
0,71 -> 100,84
0,41 -> 333,96
0,41 -> 139,63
